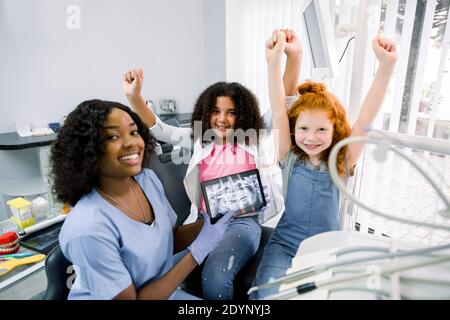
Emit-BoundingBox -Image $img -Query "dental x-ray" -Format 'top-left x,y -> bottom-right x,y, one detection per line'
201,169 -> 266,223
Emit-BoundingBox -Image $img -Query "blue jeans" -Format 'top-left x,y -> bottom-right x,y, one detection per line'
201,217 -> 261,300
250,160 -> 340,300
249,240 -> 293,300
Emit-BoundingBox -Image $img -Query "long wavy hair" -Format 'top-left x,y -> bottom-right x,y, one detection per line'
50,99 -> 156,206
288,81 -> 352,177
190,82 -> 262,144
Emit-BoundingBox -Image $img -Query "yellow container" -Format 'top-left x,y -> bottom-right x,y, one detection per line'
6,197 -> 36,229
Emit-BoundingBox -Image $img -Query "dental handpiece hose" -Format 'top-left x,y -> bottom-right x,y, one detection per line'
248,242 -> 450,295
266,255 -> 450,300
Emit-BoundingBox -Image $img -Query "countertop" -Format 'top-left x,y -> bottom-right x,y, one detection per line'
0,113 -> 192,150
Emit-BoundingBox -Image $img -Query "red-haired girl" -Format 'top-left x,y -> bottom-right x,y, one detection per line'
251,30 -> 397,299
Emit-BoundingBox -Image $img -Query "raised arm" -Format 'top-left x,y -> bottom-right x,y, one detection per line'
266,30 -> 291,161
260,29 -> 301,128
347,35 -> 397,167
123,68 -> 193,149
123,68 -> 156,127
283,29 -> 302,96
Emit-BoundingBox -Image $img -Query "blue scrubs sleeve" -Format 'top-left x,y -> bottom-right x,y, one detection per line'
65,232 -> 132,300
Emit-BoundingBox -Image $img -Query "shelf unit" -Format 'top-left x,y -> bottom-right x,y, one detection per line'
0,132 -> 55,221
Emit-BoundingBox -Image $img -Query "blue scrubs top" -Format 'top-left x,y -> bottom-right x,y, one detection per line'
59,169 -> 177,300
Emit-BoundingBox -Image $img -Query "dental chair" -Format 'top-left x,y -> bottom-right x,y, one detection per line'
43,244 -> 72,300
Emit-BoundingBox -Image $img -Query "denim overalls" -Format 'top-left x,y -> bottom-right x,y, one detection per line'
251,159 -> 340,299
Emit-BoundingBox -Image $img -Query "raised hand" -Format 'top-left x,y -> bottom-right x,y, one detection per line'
372,35 -> 397,69
265,29 -> 287,65
347,35 -> 398,166
283,28 -> 302,57
123,68 -> 144,99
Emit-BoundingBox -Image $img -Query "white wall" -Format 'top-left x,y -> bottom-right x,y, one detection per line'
0,0 -> 226,220
0,0 -> 226,133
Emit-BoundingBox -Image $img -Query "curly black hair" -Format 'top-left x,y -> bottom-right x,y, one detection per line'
190,82 -> 262,143
50,99 -> 156,206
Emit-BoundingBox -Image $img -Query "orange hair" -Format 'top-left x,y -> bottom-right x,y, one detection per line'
288,81 -> 352,177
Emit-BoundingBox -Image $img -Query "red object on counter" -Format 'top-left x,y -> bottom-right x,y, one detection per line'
0,231 -> 20,255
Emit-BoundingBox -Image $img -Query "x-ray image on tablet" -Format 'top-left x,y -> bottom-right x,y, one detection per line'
201,169 -> 266,223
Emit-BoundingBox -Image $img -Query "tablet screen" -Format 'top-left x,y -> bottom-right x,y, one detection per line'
19,221 -> 63,254
201,169 -> 266,222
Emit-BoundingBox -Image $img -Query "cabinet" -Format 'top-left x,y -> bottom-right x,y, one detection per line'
0,132 -> 56,223
0,133 -> 55,299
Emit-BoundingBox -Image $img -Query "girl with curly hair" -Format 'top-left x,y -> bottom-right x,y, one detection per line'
52,100 -> 231,300
122,36 -> 301,299
250,31 -> 398,299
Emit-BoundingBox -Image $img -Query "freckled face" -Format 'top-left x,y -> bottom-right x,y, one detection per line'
294,109 -> 334,162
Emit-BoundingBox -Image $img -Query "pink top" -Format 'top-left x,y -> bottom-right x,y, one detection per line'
199,143 -> 256,212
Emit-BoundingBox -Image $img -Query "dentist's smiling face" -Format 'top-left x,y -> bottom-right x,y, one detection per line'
210,96 -> 237,144
98,107 -> 145,179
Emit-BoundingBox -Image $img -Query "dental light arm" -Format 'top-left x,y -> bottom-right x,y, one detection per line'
369,129 -> 450,155
328,131 -> 450,228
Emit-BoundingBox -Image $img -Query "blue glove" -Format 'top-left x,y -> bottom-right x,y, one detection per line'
188,211 -> 233,265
